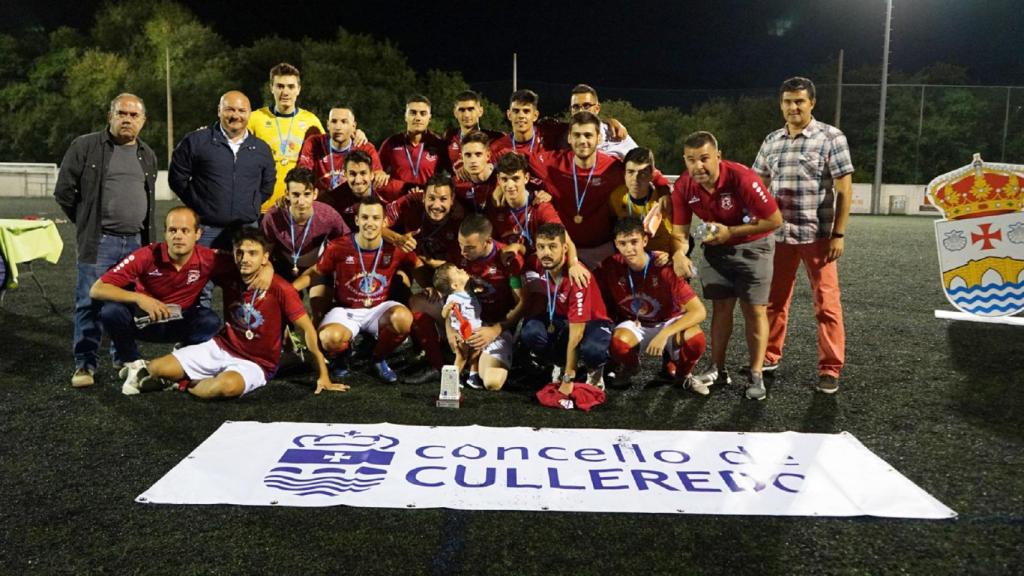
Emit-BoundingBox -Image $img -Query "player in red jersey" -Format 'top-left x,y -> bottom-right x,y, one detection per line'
451,214 -> 528,391
521,223 -> 613,390
452,130 -> 501,213
671,131 -> 782,401
444,90 -> 512,178
378,95 -> 451,190
296,106 -> 392,194
294,198 -> 421,383
318,150 -> 398,232
595,217 -> 708,394
90,207 -> 223,383
123,227 -> 348,399
505,90 -> 566,164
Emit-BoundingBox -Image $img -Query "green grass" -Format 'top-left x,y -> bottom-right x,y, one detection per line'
1,199 -> 1022,575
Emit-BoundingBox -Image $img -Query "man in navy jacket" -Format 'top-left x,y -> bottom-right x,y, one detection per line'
169,90 -> 276,306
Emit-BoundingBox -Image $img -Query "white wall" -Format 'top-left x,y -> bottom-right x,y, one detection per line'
0,163 -> 175,201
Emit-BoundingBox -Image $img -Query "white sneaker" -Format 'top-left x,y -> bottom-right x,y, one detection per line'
551,365 -> 563,382
120,359 -> 149,396
586,366 -> 605,391
683,373 -> 710,396
695,368 -> 731,388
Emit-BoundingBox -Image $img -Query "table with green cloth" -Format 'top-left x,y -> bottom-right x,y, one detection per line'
0,218 -> 64,291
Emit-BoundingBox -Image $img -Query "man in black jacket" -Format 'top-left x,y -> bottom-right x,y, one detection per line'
169,90 -> 276,306
54,93 -> 158,388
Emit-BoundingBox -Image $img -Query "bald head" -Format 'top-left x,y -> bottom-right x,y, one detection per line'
218,91 -> 251,139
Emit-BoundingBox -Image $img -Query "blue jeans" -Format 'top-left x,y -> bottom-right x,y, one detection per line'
74,233 -> 140,370
99,302 -> 222,363
520,314 -> 612,370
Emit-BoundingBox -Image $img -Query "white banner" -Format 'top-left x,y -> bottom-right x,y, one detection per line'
137,422 -> 955,519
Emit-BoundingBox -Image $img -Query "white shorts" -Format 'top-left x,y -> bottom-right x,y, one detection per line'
614,318 -> 683,362
481,329 -> 516,368
320,301 -> 402,339
171,339 -> 267,395
576,241 -> 615,270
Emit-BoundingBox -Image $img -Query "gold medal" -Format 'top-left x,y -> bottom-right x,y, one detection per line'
245,329 -> 254,340
574,214 -> 583,224
280,157 -> 290,166
292,266 -> 299,276
547,324 -> 555,333
364,297 -> 373,307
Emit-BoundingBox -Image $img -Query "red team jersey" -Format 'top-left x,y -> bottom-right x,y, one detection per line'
444,128 -> 513,171
296,134 -> 384,193
453,170 -> 499,213
485,199 -> 563,250
525,256 -> 610,322
378,131 -> 450,188
100,243 -> 224,308
528,150 -> 624,248
316,235 -> 419,308
509,120 -> 565,164
211,272 -> 308,378
259,202 -> 349,272
671,159 -> 779,245
595,253 -> 697,325
458,240 -> 524,324
385,192 -> 464,263
319,182 -> 403,233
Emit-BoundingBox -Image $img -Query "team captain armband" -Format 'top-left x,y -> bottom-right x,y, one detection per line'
509,276 -> 523,289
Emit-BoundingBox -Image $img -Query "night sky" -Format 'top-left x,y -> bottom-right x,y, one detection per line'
7,0 -> 1023,91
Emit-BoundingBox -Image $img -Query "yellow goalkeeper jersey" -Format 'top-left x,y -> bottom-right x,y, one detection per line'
248,107 -> 324,212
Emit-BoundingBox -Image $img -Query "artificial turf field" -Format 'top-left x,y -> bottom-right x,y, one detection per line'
1,198 -> 1022,576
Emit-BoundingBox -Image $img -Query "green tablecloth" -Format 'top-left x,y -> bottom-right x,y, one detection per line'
0,219 -> 64,289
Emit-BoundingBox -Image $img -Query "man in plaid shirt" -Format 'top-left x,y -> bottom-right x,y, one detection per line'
751,77 -> 853,394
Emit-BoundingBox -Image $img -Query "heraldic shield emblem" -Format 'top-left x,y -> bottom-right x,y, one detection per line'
927,154 -> 1024,318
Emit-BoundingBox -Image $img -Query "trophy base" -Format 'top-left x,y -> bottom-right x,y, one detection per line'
436,397 -> 462,409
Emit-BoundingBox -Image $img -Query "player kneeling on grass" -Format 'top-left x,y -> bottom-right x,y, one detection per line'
595,217 -> 708,393
123,228 -> 348,399
293,198 -> 421,383
433,263 -> 484,389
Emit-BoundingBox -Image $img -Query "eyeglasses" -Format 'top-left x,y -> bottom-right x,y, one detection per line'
570,102 -> 597,112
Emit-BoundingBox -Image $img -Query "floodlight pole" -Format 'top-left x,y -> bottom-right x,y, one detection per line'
165,45 -> 174,168
871,0 -> 893,214
834,49 -> 843,128
513,53 -> 518,93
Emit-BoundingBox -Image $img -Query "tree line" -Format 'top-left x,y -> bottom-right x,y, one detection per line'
1,1 -> 1019,182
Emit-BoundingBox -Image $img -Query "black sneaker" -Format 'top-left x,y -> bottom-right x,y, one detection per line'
463,373 -> 484,390
404,367 -> 440,385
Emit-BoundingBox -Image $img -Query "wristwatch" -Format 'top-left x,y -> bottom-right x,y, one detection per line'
831,232 -> 845,238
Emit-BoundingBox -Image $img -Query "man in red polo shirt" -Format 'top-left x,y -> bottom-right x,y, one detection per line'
296,106 -> 389,194
90,207 -> 223,388
671,131 -> 782,401
528,111 -> 625,269
379,95 -> 450,190
444,90 -> 511,177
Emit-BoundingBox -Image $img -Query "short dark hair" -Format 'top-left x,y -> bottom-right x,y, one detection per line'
284,167 -> 315,191
344,149 -> 373,170
780,76 -> 816,100
459,213 -> 493,239
496,152 -> 529,175
356,196 -> 385,215
233,227 -> 273,253
623,147 -> 655,167
454,90 -> 481,104
682,131 -> 719,150
460,130 -> 491,148
613,216 -> 646,240
269,62 -> 301,82
509,89 -> 539,107
426,171 -> 454,192
570,111 -> 601,132
433,262 -> 459,295
165,205 -> 200,231
406,94 -> 432,108
535,223 -> 566,243
571,84 -> 599,99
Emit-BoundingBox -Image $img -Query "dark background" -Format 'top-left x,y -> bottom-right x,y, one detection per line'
7,0 -> 1024,88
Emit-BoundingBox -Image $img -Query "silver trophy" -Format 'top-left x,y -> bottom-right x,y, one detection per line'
695,221 -> 718,243
134,303 -> 183,328
436,365 -> 462,408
